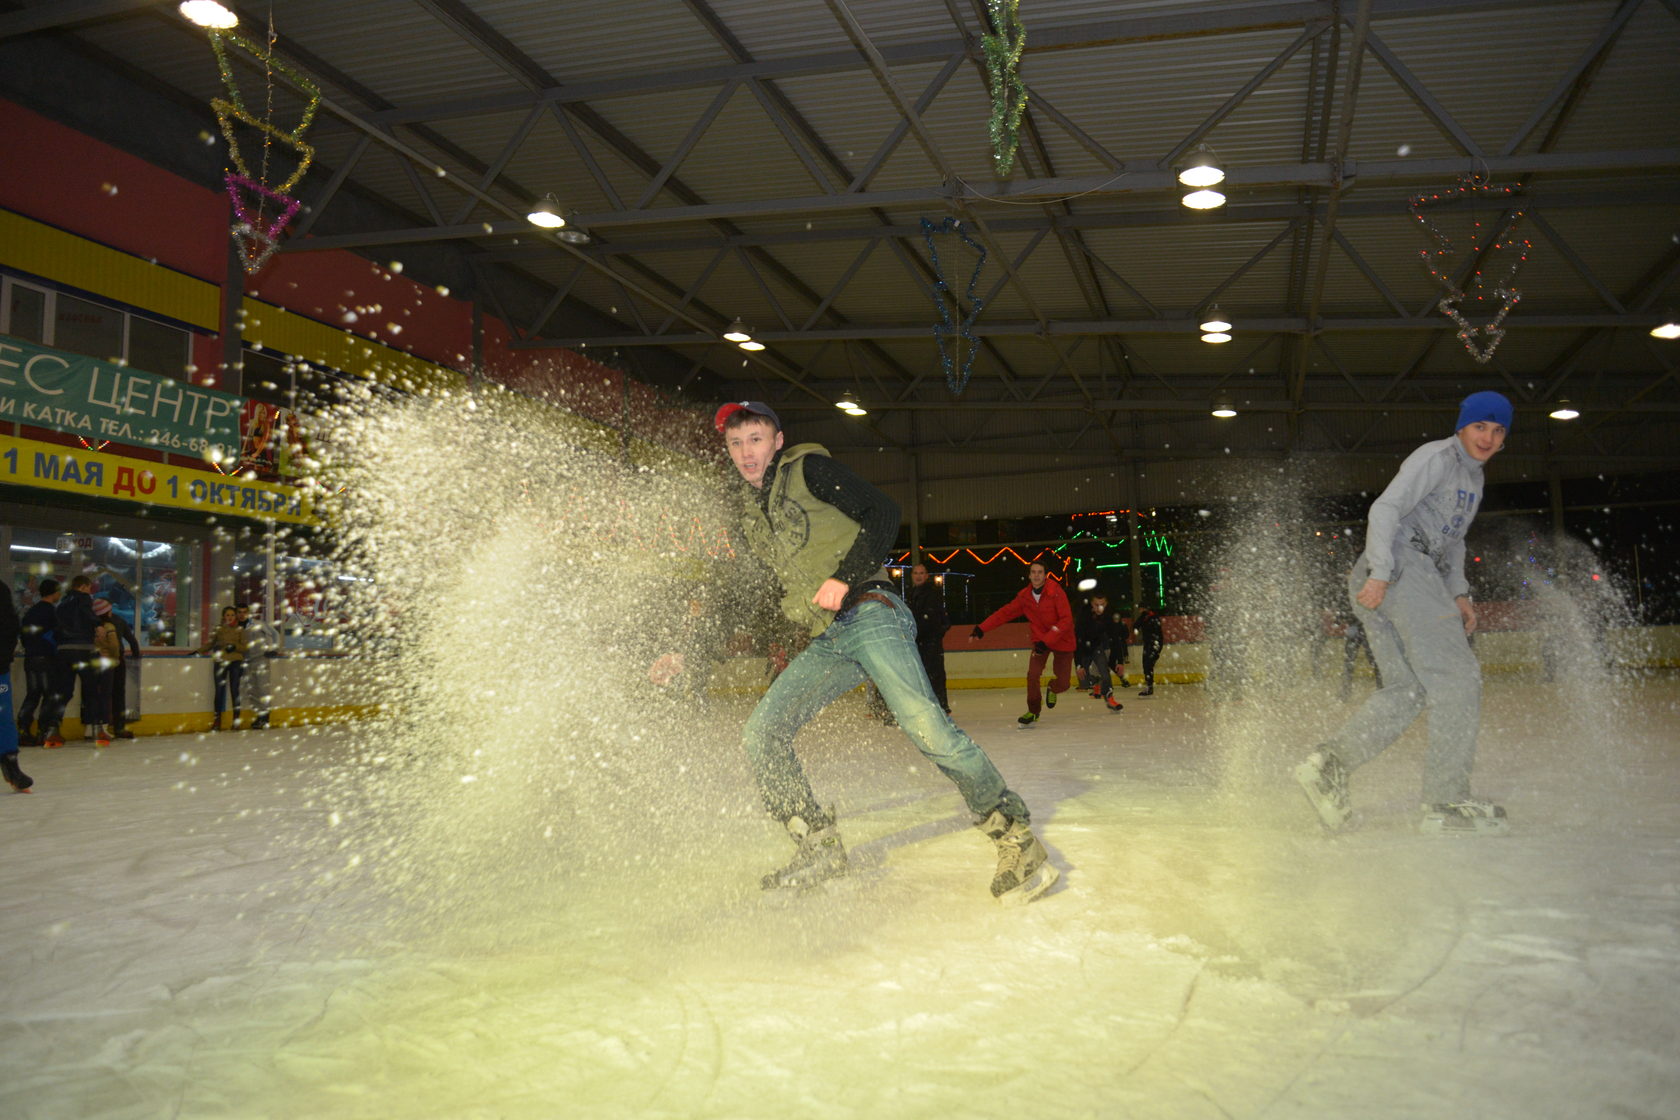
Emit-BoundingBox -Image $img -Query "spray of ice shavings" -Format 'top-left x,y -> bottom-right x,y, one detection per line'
283,382 -> 766,947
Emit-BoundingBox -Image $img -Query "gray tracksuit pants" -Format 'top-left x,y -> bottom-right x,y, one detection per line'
1328,548 -> 1481,804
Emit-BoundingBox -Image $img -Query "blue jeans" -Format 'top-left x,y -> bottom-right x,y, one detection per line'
742,591 -> 1028,826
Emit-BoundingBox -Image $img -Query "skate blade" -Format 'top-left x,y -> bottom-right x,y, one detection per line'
1293,763 -> 1351,833
997,861 -> 1059,908
1418,817 -> 1510,836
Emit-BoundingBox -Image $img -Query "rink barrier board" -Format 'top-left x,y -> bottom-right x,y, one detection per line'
10,627 -> 1676,737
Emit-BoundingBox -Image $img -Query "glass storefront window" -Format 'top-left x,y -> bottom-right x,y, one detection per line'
4,280 -> 47,342
138,540 -> 186,647
53,292 -> 124,361
7,528 -> 73,610
128,316 -> 191,382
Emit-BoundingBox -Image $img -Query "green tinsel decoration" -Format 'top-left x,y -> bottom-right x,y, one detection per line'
982,0 -> 1028,178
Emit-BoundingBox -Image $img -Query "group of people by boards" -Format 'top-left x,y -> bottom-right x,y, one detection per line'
645,388 -> 1516,906
2,589 -> 283,795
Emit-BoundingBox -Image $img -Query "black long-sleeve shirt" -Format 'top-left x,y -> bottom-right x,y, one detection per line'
20,600 -> 57,658
905,580 -> 949,646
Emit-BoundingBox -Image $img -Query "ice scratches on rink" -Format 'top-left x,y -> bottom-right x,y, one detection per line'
2,676 -> 1678,1119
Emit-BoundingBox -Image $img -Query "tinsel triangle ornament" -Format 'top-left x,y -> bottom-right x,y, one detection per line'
1409,176 -> 1530,364
226,172 -> 301,274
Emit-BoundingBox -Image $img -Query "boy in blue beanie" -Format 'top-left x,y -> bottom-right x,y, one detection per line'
1296,391 -> 1512,835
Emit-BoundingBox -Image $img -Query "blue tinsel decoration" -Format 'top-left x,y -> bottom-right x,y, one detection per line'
921,216 -> 987,396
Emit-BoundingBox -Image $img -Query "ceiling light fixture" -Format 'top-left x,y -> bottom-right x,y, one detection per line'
835,392 -> 860,410
1210,396 -> 1237,419
1199,308 -> 1232,333
1548,400 -> 1580,420
1182,187 -> 1226,210
1201,330 -> 1232,344
525,198 -> 566,229
1651,316 -> 1680,340
1176,145 -> 1225,189
554,228 -> 590,245
737,339 -> 766,352
179,1 -> 238,28
722,318 -> 753,343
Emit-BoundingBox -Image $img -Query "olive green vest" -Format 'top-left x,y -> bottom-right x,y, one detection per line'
741,443 -> 890,635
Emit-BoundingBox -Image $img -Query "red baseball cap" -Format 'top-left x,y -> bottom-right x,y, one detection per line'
713,400 -> 782,433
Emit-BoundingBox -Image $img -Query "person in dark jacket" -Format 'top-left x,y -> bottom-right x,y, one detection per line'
16,577 -> 60,746
1074,591 -> 1127,712
905,562 -> 951,713
2,589 -> 31,791
38,574 -> 99,748
1134,605 -> 1165,697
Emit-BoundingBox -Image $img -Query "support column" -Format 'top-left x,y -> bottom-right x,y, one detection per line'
908,449 -> 923,565
221,234 -> 243,393
1548,466 -> 1565,539
1128,461 -> 1145,609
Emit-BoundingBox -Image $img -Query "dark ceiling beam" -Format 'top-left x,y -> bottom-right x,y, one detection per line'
0,0 -> 159,38
524,312 -> 1668,347
462,183 -> 1680,260
564,152 -> 1680,230
1294,0 -> 1374,422
282,175 -> 1673,256
351,0 -> 1541,127
1499,0 -> 1643,157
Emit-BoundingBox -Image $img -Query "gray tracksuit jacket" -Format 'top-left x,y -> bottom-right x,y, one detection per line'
1363,435 -> 1483,599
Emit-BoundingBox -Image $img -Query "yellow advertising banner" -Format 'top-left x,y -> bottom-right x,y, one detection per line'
0,433 -> 314,525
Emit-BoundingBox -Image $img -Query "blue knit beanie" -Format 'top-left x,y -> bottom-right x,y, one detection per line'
1456,390 -> 1513,432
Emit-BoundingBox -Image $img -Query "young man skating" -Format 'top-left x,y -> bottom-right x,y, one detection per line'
683,401 -> 1056,904
971,562 -> 1076,727
1295,390 -> 1513,835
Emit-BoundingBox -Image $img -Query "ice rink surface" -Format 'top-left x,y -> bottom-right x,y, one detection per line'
3,673 -> 1678,1120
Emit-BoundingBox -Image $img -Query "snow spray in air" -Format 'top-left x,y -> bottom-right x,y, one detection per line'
284,381 -> 773,944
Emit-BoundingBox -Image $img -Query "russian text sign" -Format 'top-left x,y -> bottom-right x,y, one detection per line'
0,433 -> 313,525
0,334 -> 242,453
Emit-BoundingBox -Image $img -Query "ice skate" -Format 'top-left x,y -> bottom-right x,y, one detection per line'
1,752 -> 32,793
1294,748 -> 1351,832
94,724 -> 111,748
1105,695 -> 1123,712
977,810 -> 1058,906
41,729 -> 64,749
1419,800 -> 1509,836
1045,688 -> 1057,709
1136,687 -> 1153,697
761,813 -> 848,890
1016,712 -> 1038,729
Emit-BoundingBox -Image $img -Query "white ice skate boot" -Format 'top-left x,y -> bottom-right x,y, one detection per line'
977,810 -> 1059,906
1419,800 -> 1509,836
762,812 -> 849,890
1294,748 -> 1351,832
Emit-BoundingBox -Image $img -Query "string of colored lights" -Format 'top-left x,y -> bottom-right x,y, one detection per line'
1409,176 -> 1530,364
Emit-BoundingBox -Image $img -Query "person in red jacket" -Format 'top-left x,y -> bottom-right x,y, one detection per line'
971,561 -> 1076,728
